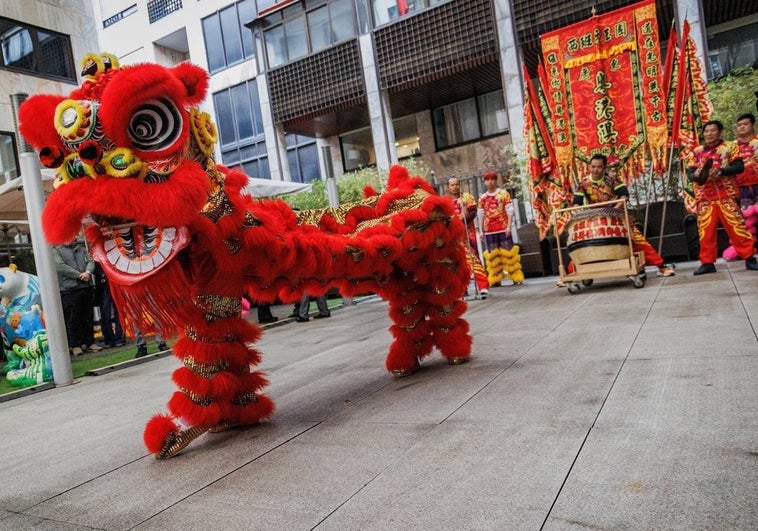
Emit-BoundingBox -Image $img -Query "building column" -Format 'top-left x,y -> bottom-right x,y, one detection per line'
358,34 -> 396,170
316,137 -> 344,179
257,73 -> 290,181
494,0 -> 525,143
674,0 -> 709,78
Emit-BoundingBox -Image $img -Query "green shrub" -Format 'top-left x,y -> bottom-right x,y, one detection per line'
283,158 -> 430,210
708,66 -> 758,140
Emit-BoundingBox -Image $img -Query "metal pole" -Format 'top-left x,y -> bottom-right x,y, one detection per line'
11,93 -> 73,386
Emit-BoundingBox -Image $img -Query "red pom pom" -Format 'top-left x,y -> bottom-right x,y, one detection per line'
143,414 -> 178,454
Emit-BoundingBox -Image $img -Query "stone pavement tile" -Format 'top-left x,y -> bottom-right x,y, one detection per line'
314,422 -> 588,531
0,364 -> 175,511
0,511 -> 82,531
133,421 -> 436,530
446,358 -> 624,428
544,356 -> 758,530
630,315 -> 757,359
24,421 -> 318,530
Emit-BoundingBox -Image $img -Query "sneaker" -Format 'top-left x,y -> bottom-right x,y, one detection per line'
86,343 -> 103,353
135,345 -> 148,358
479,289 -> 489,297
113,340 -> 126,347
259,316 -> 279,324
657,266 -> 675,277
693,263 -> 717,276
295,316 -> 309,322
157,342 -> 169,352
71,346 -> 83,357
746,256 -> 758,271
313,313 -> 330,319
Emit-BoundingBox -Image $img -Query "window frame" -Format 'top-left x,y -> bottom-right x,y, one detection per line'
201,0 -> 257,74
0,16 -> 76,82
432,90 -> 509,151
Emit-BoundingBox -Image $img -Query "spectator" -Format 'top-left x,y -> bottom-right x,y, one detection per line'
134,328 -> 169,358
296,292 -> 330,322
94,263 -> 125,348
53,239 -> 102,356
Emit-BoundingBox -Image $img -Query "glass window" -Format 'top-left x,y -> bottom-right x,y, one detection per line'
433,98 -> 479,149
340,126 -> 375,171
331,0 -> 356,43
285,16 -> 307,61
265,25 -> 287,67
201,1 -> 258,73
0,132 -> 18,182
249,82 -> 264,136
202,15 -> 226,72
393,115 -> 420,158
432,90 -> 508,149
298,143 -> 320,182
213,90 -> 236,146
0,17 -> 75,81
308,6 -> 330,52
231,84 -> 254,140
220,5 -> 244,65
478,91 -> 508,137
237,0 -> 256,58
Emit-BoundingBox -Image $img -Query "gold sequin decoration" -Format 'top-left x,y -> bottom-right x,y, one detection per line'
193,294 -> 243,322
232,392 -> 259,406
156,425 -> 208,459
181,387 -> 214,407
225,236 -> 242,255
183,355 -> 227,378
243,211 -> 262,228
438,304 -> 453,316
185,326 -> 237,344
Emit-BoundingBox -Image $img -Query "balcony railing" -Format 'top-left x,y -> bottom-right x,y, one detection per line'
147,0 -> 182,24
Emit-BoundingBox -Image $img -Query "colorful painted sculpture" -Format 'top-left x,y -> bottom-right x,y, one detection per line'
0,265 -> 43,378
6,306 -> 51,387
18,53 -> 472,458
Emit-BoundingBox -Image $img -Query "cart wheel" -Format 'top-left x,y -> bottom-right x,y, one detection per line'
581,279 -> 594,287
632,275 -> 646,288
567,283 -> 581,294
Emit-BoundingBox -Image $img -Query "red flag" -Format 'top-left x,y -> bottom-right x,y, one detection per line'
397,0 -> 408,15
670,20 -> 690,145
661,21 -> 677,98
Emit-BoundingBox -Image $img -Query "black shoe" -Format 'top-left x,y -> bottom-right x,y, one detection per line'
157,343 -> 169,352
693,263 -> 717,276
746,256 -> 758,271
295,316 -> 309,322
259,316 -> 279,324
135,345 -> 148,358
313,313 -> 330,319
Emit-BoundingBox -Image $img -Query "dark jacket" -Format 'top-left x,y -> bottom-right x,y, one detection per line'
53,242 -> 95,291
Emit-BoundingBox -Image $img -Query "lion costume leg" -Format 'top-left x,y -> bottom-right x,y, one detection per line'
143,296 -> 274,458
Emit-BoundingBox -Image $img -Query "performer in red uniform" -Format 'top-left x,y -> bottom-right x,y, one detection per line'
684,120 -> 758,275
447,177 -> 489,296
572,154 -> 675,277
735,113 -> 758,210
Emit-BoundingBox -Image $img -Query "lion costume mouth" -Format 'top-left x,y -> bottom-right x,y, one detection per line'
87,217 -> 190,286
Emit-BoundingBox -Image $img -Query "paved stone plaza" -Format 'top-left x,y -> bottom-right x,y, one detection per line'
1,260 -> 757,530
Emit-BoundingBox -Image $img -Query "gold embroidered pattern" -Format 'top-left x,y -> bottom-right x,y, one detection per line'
193,294 -> 242,322
183,355 -> 227,378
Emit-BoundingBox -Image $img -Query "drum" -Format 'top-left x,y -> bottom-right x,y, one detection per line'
566,207 -> 631,264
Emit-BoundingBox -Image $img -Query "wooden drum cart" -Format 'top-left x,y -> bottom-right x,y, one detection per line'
553,199 -> 646,294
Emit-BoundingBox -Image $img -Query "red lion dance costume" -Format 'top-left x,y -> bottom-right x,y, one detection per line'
19,54 -> 472,458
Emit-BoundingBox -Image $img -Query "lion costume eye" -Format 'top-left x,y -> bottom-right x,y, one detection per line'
128,98 -> 182,152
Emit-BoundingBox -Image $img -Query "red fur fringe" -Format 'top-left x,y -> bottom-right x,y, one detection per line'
143,414 -> 179,454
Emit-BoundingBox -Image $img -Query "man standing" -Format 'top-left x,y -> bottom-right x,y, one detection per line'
572,154 -> 675,277
735,113 -> 758,211
53,239 -> 102,356
684,120 -> 758,275
447,177 -> 488,297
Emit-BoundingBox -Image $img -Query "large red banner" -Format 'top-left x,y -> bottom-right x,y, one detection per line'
540,0 -> 666,173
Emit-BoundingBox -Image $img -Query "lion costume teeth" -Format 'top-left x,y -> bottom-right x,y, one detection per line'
18,53 -> 473,458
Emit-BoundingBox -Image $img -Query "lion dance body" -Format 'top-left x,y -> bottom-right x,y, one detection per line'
19,54 -> 472,458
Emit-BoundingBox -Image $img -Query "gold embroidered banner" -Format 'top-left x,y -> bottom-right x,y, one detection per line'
540,0 -> 666,174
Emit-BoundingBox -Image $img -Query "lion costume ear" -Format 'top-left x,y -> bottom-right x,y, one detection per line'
18,94 -> 67,152
170,62 -> 209,106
